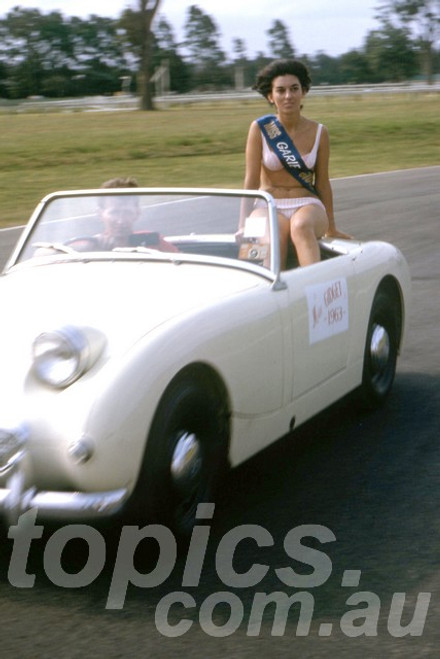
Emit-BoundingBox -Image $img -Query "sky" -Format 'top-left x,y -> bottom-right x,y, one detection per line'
0,1 -> 382,58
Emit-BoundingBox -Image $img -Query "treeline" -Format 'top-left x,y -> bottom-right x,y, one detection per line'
0,3 -> 438,100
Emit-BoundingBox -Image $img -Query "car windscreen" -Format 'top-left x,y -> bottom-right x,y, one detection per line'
15,191 -> 275,270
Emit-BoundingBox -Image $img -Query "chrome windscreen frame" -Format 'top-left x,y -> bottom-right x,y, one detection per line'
4,187 -> 285,289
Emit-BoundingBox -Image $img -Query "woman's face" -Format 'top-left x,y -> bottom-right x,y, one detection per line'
268,74 -> 306,112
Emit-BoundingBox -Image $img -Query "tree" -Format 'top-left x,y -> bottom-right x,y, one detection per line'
308,52 -> 342,85
183,5 -> 228,88
338,49 -> 374,83
153,16 -> 191,93
119,0 -> 161,109
0,8 -> 85,97
0,8 -> 131,98
0,59 -> 8,97
0,8 -> 55,96
267,20 -> 295,59
138,0 -> 161,109
377,0 -> 440,82
69,15 -> 132,95
230,37 -> 261,89
365,23 -> 418,81
155,15 -> 175,52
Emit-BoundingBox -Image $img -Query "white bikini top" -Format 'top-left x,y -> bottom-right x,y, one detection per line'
262,123 -> 323,171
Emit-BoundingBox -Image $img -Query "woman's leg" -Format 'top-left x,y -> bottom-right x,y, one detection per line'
277,212 -> 291,268
290,204 -> 329,266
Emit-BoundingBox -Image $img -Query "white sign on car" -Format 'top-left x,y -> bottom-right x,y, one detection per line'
306,277 -> 349,344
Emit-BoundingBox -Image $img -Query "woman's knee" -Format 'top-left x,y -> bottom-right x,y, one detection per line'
291,207 -> 328,239
291,216 -> 315,239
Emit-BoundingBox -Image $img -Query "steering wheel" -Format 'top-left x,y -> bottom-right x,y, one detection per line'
64,236 -> 101,251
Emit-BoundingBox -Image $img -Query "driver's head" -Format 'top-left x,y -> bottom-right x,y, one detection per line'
101,177 -> 139,190
99,177 -> 140,241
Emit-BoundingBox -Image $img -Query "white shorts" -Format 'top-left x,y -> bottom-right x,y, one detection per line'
274,197 -> 326,217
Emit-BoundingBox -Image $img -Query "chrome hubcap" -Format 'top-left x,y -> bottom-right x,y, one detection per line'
170,431 -> 202,494
370,323 -> 390,373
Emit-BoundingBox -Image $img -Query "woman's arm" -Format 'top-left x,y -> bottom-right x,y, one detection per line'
239,122 -> 263,231
244,121 -> 263,190
315,125 -> 352,239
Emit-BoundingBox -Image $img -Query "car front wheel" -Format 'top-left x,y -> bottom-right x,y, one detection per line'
358,290 -> 400,408
133,372 -> 229,537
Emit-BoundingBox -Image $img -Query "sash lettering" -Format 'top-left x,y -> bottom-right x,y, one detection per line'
257,115 -> 318,195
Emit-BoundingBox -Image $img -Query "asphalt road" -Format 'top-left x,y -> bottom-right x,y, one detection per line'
0,167 -> 439,658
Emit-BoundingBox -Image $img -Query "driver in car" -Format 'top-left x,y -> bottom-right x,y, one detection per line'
96,177 -> 141,250
69,177 -> 178,253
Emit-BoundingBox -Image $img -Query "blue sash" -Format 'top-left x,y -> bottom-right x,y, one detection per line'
257,114 -> 318,196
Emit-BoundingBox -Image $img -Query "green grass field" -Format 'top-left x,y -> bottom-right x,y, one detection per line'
0,91 -> 438,227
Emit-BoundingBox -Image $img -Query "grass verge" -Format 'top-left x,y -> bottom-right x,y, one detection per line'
0,92 -> 438,226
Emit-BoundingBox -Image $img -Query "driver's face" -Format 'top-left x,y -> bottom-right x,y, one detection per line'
100,198 -> 139,237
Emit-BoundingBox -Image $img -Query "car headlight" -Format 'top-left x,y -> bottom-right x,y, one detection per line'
32,325 -> 106,388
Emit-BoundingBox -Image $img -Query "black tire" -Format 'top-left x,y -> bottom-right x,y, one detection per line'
132,372 -> 229,537
358,290 -> 399,408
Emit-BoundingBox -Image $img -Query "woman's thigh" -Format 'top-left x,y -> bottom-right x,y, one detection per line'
290,203 -> 329,238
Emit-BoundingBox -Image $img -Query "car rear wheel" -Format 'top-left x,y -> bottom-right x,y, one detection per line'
358,290 -> 399,408
133,372 -> 229,537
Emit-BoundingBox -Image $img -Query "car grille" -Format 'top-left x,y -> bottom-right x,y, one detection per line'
0,427 -> 27,473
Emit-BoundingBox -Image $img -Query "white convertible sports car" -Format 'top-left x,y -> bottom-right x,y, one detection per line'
0,188 -> 410,535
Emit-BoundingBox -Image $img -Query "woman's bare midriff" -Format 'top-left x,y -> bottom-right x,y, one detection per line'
261,185 -> 317,200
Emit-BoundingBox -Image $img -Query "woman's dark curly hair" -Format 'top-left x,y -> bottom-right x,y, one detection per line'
253,59 -> 312,98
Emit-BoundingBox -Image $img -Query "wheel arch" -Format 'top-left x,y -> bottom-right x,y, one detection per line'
127,360 -> 232,529
374,275 -> 405,352
164,361 -> 232,431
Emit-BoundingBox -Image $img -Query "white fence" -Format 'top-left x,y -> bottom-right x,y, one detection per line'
2,81 -> 439,113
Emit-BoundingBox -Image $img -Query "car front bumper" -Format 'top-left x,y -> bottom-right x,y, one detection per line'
0,462 -> 129,526
0,418 -> 130,525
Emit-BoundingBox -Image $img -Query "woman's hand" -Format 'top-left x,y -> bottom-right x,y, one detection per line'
324,226 -> 354,240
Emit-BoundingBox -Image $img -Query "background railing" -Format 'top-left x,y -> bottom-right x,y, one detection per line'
1,81 -> 439,114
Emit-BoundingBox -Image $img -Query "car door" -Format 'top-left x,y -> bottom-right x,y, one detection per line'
280,252 -> 357,402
